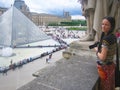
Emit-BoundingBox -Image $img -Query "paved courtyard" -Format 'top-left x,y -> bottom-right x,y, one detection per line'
0,49 -> 64,90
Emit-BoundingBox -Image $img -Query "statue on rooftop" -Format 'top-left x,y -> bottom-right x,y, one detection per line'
78,0 -> 120,41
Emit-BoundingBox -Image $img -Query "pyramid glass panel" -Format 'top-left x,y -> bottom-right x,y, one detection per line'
0,6 -> 51,47
0,8 -> 12,46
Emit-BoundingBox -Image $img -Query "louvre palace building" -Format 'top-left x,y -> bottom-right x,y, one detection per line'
0,0 -> 71,26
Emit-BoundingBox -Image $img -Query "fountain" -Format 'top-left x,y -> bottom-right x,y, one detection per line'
1,47 -> 13,57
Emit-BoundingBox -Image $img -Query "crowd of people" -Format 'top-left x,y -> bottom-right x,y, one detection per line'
0,44 -> 67,75
0,26 -> 85,75
43,26 -> 85,39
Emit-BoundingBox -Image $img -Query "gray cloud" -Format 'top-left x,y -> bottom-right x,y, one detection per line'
0,0 -> 82,15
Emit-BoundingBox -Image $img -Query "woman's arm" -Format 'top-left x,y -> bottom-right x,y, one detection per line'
97,47 -> 108,61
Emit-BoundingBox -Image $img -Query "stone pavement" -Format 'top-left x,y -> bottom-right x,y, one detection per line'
0,50 -> 64,90
17,49 -> 99,90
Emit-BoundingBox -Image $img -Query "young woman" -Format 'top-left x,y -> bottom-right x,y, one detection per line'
94,16 -> 116,90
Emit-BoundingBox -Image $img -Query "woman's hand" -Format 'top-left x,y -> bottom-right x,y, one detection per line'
94,47 -> 98,52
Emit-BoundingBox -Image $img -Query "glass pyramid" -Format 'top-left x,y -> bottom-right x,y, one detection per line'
0,6 -> 51,47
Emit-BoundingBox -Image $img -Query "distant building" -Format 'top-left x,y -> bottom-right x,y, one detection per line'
13,0 -> 32,19
31,12 -> 71,26
0,7 -> 7,16
0,0 -> 71,26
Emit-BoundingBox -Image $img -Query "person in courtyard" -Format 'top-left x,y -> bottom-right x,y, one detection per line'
46,58 -> 50,64
2,66 -> 8,75
10,59 -> 13,65
49,53 -> 52,59
93,16 -> 116,90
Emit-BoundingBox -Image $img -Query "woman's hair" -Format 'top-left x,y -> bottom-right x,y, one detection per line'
98,16 -> 115,52
103,16 -> 115,34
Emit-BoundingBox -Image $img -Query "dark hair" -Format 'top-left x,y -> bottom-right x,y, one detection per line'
98,16 -> 115,52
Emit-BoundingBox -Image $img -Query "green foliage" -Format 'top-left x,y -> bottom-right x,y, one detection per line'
60,20 -> 86,26
48,20 -> 87,26
67,27 -> 87,31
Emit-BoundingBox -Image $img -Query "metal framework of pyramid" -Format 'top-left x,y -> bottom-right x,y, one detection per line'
0,6 -> 51,47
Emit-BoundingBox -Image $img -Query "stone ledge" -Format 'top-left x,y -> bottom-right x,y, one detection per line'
62,50 -> 72,59
69,40 -> 94,51
62,41 -> 95,59
115,87 -> 120,90
18,55 -> 98,90
32,71 -> 39,77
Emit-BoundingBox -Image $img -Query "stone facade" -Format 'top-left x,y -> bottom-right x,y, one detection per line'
31,12 -> 71,26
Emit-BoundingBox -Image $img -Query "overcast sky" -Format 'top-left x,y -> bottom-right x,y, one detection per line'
0,0 -> 82,16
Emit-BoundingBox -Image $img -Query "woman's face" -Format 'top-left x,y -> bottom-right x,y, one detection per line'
101,19 -> 111,34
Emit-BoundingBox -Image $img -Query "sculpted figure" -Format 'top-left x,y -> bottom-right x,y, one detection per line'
110,0 -> 120,32
79,0 -> 96,41
78,0 -> 120,41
